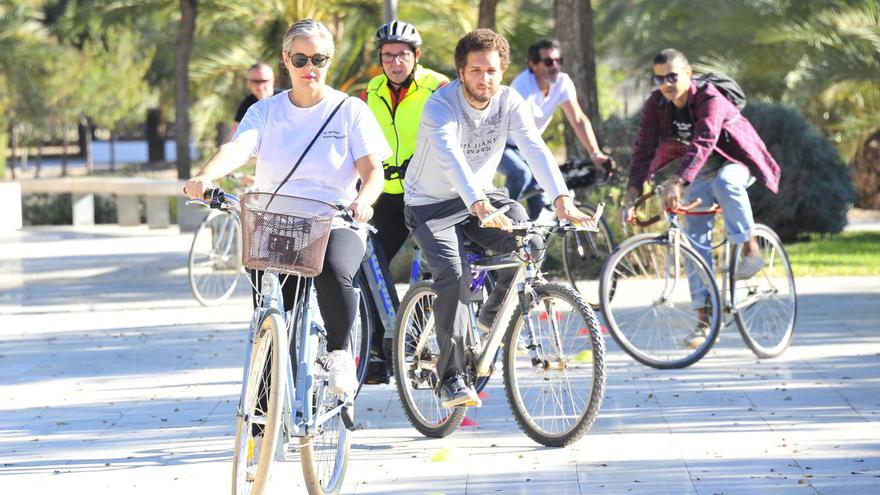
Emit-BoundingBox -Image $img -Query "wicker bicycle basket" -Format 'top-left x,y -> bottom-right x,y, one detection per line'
240,192 -> 336,277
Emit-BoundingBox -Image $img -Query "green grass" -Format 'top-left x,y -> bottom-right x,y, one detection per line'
786,231 -> 880,276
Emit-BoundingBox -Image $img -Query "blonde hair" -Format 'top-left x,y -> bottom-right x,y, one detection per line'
282,19 -> 335,57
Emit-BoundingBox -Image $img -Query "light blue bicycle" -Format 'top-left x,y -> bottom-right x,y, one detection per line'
196,189 -> 368,495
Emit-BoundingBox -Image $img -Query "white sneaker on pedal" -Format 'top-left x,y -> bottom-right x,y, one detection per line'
327,350 -> 358,397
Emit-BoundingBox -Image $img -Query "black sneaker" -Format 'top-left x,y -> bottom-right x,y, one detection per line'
439,374 -> 482,408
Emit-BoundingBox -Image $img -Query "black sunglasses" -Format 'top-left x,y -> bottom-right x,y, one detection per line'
541,56 -> 563,67
652,72 -> 679,86
289,52 -> 331,69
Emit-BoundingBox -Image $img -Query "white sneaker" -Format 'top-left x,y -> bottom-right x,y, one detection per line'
326,350 -> 357,397
736,255 -> 764,280
682,325 -> 710,349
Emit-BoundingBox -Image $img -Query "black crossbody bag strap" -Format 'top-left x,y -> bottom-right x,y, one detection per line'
265,96 -> 348,206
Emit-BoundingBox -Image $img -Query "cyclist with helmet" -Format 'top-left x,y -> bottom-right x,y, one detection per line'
360,20 -> 449,382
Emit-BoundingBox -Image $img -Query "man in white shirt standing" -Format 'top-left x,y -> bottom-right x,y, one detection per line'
403,29 -> 595,407
501,39 -> 610,219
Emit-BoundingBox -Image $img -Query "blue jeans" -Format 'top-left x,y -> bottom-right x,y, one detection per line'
683,161 -> 756,309
498,146 -> 546,220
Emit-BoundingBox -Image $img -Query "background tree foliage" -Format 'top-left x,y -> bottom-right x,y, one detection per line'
1,0 -> 872,235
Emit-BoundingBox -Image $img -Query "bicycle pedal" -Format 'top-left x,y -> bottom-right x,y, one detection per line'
340,406 -> 367,431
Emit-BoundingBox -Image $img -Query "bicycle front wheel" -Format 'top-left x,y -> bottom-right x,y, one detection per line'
562,203 -> 615,307
298,329 -> 351,495
599,234 -> 722,369
731,224 -> 797,358
231,311 -> 287,495
189,211 -> 242,306
502,282 -> 606,447
351,271 -> 373,396
392,282 -> 466,438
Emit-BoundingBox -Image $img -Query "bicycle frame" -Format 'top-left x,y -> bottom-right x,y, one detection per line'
360,236 -> 399,340
236,272 -> 349,462
656,210 -> 741,321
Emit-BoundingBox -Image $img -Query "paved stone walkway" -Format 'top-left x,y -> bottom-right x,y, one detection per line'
1,226 -> 878,494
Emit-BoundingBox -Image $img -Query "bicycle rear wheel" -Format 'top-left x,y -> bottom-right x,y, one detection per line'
562,203 -> 614,307
731,224 -> 797,358
502,282 -> 606,447
189,210 -> 242,306
393,282 -> 466,437
599,234 -> 722,369
231,311 -> 287,495
298,329 -> 351,495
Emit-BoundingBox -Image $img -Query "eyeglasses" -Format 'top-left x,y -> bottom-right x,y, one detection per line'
248,79 -> 271,84
541,57 -> 563,67
289,53 -> 331,69
652,72 -> 679,86
380,51 -> 414,63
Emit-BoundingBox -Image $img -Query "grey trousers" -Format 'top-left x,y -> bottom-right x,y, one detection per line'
404,189 -> 528,382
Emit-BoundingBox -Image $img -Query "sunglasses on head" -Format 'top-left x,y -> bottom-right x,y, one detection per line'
289,53 -> 330,69
540,57 -> 563,67
652,72 -> 679,86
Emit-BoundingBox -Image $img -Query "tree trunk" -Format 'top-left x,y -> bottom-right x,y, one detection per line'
555,0 -> 600,157
175,0 -> 197,180
852,133 -> 880,209
147,108 -> 166,163
80,116 -> 94,174
9,126 -> 17,180
61,124 -> 69,177
478,0 -> 499,29
35,141 -> 42,178
110,131 -> 116,172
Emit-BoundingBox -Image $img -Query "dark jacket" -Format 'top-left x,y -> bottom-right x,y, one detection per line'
628,81 -> 781,193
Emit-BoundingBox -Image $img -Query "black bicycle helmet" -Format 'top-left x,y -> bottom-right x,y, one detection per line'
375,20 -> 422,50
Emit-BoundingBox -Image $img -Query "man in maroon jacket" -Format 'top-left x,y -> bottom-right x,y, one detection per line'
623,48 -> 782,348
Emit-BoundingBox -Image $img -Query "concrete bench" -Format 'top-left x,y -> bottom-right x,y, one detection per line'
13,178 -> 206,231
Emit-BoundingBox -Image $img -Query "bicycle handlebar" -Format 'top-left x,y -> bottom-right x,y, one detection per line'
631,190 -> 722,227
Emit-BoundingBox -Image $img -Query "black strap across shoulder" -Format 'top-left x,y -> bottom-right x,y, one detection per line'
266,96 -> 349,205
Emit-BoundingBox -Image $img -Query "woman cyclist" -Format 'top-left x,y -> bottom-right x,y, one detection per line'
184,19 -> 390,396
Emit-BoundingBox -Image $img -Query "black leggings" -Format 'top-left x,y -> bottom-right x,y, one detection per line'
250,227 -> 365,352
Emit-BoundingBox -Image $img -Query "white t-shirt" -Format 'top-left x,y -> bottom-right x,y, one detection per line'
510,69 -> 577,134
233,88 -> 391,206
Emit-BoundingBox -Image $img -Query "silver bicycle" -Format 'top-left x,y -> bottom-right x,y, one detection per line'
599,190 -> 797,369
393,211 -> 607,447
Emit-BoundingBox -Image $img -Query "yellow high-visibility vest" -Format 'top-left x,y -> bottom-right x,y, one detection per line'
365,65 -> 448,194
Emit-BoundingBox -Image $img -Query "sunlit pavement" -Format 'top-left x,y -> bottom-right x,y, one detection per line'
1,226 -> 878,494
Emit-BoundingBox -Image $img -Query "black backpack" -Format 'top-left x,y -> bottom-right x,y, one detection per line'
695,73 -> 746,111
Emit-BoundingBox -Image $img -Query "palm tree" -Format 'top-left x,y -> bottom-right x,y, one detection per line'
596,0 -> 880,206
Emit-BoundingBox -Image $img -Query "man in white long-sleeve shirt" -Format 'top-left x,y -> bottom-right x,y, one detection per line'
403,29 -> 594,408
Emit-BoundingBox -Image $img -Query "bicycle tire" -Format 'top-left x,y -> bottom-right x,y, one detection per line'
298,318 -> 351,495
599,234 -> 722,369
231,311 -> 287,495
731,224 -> 797,358
351,272 -> 373,396
561,203 -> 615,307
189,210 -> 242,306
393,282 -> 466,438
502,282 -> 606,447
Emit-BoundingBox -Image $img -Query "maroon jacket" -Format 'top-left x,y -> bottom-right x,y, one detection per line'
628,81 -> 781,193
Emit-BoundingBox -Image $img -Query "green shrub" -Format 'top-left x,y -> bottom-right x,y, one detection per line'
22,193 -> 118,225
743,102 -> 854,241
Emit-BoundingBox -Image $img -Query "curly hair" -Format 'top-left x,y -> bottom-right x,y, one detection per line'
454,29 -> 510,72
